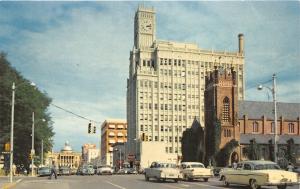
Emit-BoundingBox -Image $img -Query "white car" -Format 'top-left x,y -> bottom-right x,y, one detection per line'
97,165 -> 113,175
221,160 -> 299,189
144,162 -> 181,182
180,162 -> 213,181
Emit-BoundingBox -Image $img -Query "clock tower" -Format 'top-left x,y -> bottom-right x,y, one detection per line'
134,6 -> 156,49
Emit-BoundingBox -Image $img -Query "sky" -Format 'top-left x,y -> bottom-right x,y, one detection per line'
0,1 -> 299,152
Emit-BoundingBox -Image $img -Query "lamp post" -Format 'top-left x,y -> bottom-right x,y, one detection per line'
31,112 -> 35,176
257,73 -> 278,163
9,82 -> 15,183
10,81 -> 35,182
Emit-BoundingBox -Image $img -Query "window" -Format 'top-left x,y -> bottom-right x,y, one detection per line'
224,129 -> 231,137
222,97 -> 230,122
253,122 -> 259,133
243,164 -> 252,170
288,123 -> 295,133
271,122 -> 275,133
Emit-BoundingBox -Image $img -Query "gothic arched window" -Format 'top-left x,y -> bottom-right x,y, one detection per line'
288,123 -> 295,133
222,97 -> 230,122
253,122 -> 259,133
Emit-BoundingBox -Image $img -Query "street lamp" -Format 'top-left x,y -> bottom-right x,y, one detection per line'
10,81 -> 35,183
257,73 -> 278,163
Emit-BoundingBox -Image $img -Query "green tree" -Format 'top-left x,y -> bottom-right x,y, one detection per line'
216,139 -> 239,167
205,112 -> 221,165
246,138 -> 261,160
0,52 -> 54,170
286,138 -> 296,164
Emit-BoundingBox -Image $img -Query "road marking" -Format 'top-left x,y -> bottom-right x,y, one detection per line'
179,183 -> 190,187
105,180 -> 127,189
16,179 -> 22,183
163,184 -> 185,189
188,182 -> 228,189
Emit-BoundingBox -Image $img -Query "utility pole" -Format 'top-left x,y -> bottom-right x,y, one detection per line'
31,112 -> 35,176
9,82 -> 15,183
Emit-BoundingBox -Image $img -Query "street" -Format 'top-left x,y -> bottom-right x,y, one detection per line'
6,175 -> 298,189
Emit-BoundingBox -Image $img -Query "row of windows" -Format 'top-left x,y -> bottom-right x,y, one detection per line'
140,103 -> 200,111
224,129 -> 232,137
140,125 -> 185,132
159,58 -> 243,70
252,122 -> 296,133
159,69 -> 204,77
141,133 -> 183,143
166,147 -> 181,153
139,92 -> 203,101
139,81 -> 205,91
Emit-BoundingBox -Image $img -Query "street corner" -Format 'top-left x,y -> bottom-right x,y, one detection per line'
1,179 -> 22,189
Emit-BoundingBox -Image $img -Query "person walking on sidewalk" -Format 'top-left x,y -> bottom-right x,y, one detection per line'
49,161 -> 57,179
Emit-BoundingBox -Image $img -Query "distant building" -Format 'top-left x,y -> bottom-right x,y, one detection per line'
87,148 -> 100,165
127,6 -> 245,167
82,143 -> 97,164
101,119 -> 127,166
182,68 -> 300,166
47,141 -> 81,169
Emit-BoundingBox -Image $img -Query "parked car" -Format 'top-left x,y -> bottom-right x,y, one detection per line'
144,162 -> 181,182
97,165 -> 113,175
38,167 -> 51,177
180,162 -> 213,181
59,166 -> 71,176
220,160 -> 299,189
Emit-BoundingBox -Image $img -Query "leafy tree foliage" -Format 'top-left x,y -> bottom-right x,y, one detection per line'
205,112 -> 221,165
216,139 -> 239,167
286,138 -> 296,164
245,138 -> 261,160
0,52 -> 54,170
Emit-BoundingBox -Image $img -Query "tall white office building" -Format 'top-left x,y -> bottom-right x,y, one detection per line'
127,6 -> 245,168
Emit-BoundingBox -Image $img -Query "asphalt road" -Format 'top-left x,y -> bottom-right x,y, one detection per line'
9,175 -> 300,189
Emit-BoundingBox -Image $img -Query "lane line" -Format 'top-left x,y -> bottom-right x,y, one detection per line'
188,182 -> 228,189
163,184 -> 185,189
105,180 -> 127,189
179,183 -> 190,187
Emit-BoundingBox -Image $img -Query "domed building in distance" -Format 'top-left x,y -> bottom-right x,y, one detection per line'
46,141 -> 82,169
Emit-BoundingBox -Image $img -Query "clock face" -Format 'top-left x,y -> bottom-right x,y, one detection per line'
140,19 -> 152,33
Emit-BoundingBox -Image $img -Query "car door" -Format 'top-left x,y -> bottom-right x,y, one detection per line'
240,163 -> 252,185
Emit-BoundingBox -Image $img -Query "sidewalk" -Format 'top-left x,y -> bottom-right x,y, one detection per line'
0,177 -> 23,189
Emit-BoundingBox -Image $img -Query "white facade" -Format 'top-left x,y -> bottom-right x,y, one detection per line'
127,6 -> 245,166
87,149 -> 100,164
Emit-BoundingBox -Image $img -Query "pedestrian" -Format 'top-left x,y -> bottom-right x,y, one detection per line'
233,161 -> 237,169
49,161 -> 57,179
287,162 -> 294,172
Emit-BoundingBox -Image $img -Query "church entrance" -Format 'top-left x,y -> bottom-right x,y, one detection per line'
230,151 -> 239,165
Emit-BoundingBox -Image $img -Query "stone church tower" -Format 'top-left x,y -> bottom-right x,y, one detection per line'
204,68 -> 240,164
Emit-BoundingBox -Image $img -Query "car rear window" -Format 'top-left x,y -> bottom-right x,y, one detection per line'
254,164 -> 280,170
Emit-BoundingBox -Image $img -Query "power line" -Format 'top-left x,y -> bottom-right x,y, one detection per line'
51,103 -> 101,124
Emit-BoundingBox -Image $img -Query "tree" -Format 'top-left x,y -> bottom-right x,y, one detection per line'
216,139 -> 239,167
246,138 -> 261,160
0,53 -> 54,170
205,112 -> 221,165
286,138 -> 296,164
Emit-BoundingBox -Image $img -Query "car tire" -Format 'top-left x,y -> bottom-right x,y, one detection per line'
188,178 -> 193,182
174,179 -> 178,183
145,174 -> 149,181
277,186 -> 287,189
203,178 -> 209,182
223,177 -> 229,187
249,179 -> 259,189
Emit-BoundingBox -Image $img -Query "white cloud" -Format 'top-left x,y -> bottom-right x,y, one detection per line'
0,2 -> 299,151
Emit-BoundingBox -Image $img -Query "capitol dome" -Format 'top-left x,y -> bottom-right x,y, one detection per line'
61,141 -> 73,152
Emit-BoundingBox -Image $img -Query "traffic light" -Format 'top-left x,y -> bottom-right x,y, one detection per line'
4,142 -> 10,152
93,126 -> 96,134
88,122 -> 92,134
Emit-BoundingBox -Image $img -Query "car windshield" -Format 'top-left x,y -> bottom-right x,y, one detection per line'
39,167 -> 49,171
254,164 -> 281,170
190,164 -> 204,168
158,163 -> 176,168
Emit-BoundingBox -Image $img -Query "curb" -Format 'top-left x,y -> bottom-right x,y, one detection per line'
1,179 -> 22,189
